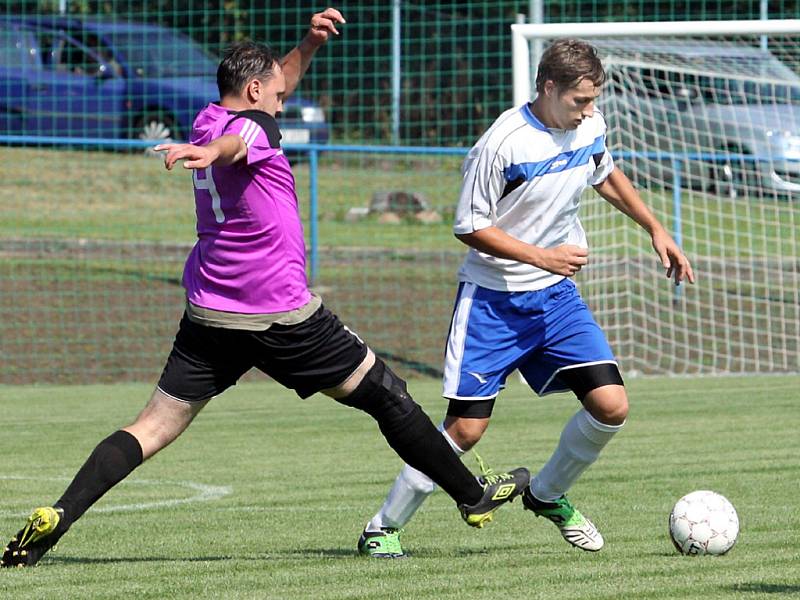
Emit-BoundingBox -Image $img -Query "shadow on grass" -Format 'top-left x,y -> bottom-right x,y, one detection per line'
47,547 -> 358,565
374,348 -> 442,378
394,543 -> 553,559
731,583 -> 800,594
45,545 -> 521,565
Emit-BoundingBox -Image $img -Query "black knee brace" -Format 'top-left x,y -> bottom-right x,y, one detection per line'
557,362 -> 625,401
339,357 -> 483,505
336,357 -> 418,423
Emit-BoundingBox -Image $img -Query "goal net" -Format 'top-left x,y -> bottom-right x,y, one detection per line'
512,20 -> 800,375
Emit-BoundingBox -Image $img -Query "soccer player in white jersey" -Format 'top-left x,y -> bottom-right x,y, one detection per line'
357,39 -> 694,557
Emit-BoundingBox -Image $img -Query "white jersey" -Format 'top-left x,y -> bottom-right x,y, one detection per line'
454,103 -> 614,291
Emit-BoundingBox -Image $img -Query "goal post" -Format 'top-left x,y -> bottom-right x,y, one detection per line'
509,20 -> 800,375
512,19 -> 800,106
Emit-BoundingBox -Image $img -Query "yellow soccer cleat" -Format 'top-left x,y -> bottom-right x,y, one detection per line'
458,467 -> 530,528
2,507 -> 67,567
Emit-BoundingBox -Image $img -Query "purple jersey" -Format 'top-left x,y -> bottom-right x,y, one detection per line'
182,103 -> 311,314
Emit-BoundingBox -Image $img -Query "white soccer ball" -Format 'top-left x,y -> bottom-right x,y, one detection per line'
669,490 -> 739,555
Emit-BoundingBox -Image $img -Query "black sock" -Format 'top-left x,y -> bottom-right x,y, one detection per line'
339,359 -> 482,506
375,404 -> 483,506
55,430 -> 144,526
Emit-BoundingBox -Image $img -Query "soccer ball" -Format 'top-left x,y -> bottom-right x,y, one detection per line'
668,490 -> 739,555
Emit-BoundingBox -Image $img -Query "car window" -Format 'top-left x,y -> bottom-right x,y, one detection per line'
0,28 -> 40,69
625,68 -> 699,103
109,29 -> 217,77
697,75 -> 800,105
37,32 -> 59,68
60,39 -> 100,76
41,32 -> 103,77
697,76 -> 743,104
72,30 -> 123,76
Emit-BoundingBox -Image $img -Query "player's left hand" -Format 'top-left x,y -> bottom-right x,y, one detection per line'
306,8 -> 345,46
652,230 -> 695,285
154,143 -> 218,170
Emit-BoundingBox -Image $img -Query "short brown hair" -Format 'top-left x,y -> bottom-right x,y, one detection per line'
535,39 -> 605,94
217,40 -> 280,98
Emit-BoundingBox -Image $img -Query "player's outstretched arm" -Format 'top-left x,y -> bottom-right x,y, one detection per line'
593,167 -> 695,285
155,135 -> 248,170
281,7 -> 345,98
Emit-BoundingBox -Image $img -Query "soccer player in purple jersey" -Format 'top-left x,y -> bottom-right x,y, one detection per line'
2,8 -> 528,568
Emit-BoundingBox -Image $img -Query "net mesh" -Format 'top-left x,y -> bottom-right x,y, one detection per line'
564,34 -> 800,374
2,3 -> 799,384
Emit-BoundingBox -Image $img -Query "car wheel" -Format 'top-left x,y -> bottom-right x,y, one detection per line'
135,112 -> 178,154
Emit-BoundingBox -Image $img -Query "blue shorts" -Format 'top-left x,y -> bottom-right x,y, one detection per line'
442,279 -> 616,400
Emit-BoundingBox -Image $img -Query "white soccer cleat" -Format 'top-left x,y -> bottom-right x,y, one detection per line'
522,488 -> 604,551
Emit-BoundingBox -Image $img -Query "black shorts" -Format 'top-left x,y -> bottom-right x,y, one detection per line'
157,306 -> 368,402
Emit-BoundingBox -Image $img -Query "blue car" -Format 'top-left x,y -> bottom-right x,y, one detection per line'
0,16 -> 329,146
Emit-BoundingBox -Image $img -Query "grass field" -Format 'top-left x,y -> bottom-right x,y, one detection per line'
1,375 -> 798,599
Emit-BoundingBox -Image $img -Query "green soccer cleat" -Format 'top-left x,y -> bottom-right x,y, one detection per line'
458,467 -> 530,528
1,507 -> 68,568
522,488 -> 604,551
357,527 -> 406,558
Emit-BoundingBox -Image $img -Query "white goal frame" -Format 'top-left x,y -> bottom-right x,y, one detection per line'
509,19 -> 800,376
512,19 -> 800,106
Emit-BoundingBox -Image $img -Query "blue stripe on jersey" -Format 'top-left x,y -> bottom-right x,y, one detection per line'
503,134 -> 606,182
520,104 -> 549,131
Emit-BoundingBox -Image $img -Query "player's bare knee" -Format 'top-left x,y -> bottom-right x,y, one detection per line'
584,385 -> 628,425
444,417 -> 488,450
443,398 -> 495,449
611,393 -> 629,423
596,402 -> 628,426
560,363 -> 627,425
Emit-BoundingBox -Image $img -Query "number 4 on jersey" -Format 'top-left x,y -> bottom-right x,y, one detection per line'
192,167 -> 225,223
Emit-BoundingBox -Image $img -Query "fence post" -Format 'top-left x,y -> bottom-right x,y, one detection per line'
309,148 -> 319,286
528,0 -> 544,87
391,0 -> 402,144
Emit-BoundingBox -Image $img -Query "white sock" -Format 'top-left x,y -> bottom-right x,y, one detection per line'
530,408 -> 623,502
366,423 -> 465,531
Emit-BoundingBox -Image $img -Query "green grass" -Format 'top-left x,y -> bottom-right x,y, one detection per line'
1,375 -> 798,599
0,147 -> 461,249
2,146 -> 797,256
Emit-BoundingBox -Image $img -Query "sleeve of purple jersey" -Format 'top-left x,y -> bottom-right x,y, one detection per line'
225,118 -> 281,165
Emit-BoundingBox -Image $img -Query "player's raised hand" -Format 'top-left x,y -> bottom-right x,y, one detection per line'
652,230 -> 695,285
538,245 -> 589,277
306,7 -> 345,46
154,143 -> 219,170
